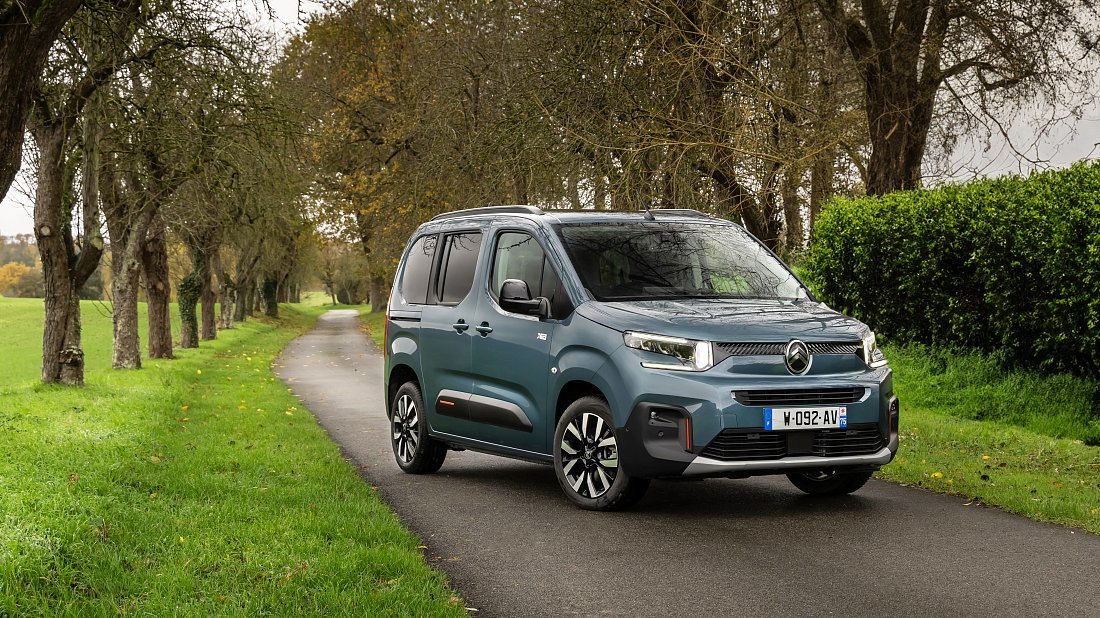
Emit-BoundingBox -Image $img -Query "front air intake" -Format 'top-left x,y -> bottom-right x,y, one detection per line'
733,387 -> 866,407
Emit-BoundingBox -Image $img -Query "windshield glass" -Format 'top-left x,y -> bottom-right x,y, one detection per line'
556,222 -> 806,301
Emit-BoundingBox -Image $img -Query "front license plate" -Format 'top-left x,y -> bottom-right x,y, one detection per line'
764,406 -> 847,431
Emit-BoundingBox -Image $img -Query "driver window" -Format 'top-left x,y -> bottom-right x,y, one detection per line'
492,232 -> 546,299
491,231 -> 573,319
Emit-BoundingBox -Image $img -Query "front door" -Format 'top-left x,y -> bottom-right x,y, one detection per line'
469,230 -> 570,454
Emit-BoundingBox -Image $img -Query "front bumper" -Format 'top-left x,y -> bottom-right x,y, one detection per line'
683,445 -> 895,476
615,384 -> 900,480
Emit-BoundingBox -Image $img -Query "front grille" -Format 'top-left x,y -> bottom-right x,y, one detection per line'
716,341 -> 860,356
700,424 -> 884,462
733,387 -> 866,407
813,426 -> 885,456
699,431 -> 785,461
811,342 -> 861,355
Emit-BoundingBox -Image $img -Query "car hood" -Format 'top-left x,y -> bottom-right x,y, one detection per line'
576,298 -> 867,342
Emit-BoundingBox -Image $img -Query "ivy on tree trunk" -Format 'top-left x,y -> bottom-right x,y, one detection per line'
178,271 -> 201,349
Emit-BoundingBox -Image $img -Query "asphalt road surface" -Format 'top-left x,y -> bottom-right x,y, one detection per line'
276,310 -> 1100,617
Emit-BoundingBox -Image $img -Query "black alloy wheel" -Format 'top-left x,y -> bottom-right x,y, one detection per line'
390,382 -> 447,474
553,396 -> 649,511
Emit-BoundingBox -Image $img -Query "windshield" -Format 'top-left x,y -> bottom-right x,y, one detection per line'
556,222 -> 807,301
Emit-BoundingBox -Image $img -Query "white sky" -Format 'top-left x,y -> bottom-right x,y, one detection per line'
2,3 -> 1098,236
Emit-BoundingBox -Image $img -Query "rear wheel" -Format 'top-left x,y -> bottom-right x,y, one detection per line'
390,382 -> 447,474
553,397 -> 649,511
786,469 -> 873,496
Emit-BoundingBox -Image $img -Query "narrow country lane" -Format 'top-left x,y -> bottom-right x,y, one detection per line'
276,310 -> 1100,618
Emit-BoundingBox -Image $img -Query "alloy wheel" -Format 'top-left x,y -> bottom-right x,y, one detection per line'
392,393 -> 420,464
559,412 -> 618,498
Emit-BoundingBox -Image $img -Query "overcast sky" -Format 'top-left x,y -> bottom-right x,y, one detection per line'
3,2 -> 1098,236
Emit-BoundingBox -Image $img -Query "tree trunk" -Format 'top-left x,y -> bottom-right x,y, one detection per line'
263,277 -> 279,317
200,264 -> 217,340
234,278 -> 250,323
211,249 -> 235,329
369,273 -> 386,312
277,273 -> 290,303
179,271 -> 201,348
781,166 -> 803,256
58,283 -> 85,384
32,120 -> 102,385
141,222 -> 173,358
817,0 -> 936,196
218,279 -> 236,329
111,257 -> 142,368
103,190 -> 154,369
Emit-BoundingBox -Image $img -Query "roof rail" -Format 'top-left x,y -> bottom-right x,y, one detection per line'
430,205 -> 544,221
650,208 -> 714,219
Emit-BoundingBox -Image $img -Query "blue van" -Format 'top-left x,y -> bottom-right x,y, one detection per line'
384,206 -> 898,510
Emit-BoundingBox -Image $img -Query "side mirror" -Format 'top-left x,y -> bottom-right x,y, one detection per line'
499,279 -> 550,319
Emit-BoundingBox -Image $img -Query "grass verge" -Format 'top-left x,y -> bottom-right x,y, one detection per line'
0,297 -> 464,615
880,344 -> 1100,533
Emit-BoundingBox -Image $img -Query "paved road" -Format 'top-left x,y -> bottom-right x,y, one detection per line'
276,310 -> 1100,617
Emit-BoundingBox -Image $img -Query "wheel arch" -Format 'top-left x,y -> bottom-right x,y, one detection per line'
555,380 -> 607,424
387,363 -> 420,416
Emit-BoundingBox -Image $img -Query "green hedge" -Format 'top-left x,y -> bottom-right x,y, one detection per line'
804,162 -> 1100,376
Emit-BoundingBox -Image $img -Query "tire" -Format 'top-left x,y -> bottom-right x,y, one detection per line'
786,469 -> 873,496
553,396 -> 649,511
390,382 -> 447,474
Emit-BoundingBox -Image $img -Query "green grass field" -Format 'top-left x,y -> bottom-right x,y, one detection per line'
0,297 -> 464,616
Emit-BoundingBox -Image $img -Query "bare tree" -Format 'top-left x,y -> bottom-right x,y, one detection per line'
815,0 -> 1099,194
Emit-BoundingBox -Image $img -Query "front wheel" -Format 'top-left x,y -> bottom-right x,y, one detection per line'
390,382 -> 447,474
553,397 -> 649,511
787,469 -> 873,496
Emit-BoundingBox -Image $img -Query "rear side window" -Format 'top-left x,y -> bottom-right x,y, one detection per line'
400,235 -> 437,304
437,232 -> 483,304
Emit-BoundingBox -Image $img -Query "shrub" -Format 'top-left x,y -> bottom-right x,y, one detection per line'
804,162 -> 1100,376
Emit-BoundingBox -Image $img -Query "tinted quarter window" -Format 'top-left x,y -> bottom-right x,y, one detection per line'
491,231 -> 573,319
400,234 -> 437,305
438,232 -> 483,304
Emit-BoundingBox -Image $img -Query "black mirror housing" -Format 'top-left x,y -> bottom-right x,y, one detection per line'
499,279 -> 550,319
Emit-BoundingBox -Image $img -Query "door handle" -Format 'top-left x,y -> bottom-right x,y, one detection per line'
452,320 -> 469,333
475,322 -> 493,336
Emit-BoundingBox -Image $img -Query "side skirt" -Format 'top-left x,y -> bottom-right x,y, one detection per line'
431,431 -> 553,466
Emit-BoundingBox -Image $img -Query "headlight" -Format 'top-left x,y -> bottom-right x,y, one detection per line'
862,331 -> 888,368
624,331 -> 713,372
